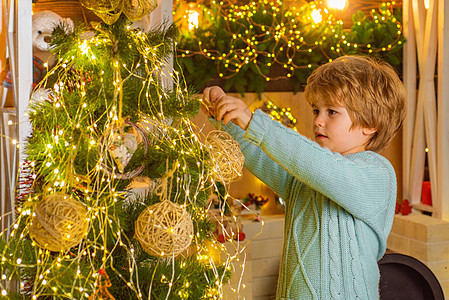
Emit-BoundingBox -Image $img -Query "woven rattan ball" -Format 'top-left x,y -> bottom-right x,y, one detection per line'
29,193 -> 88,252
206,130 -> 244,184
135,200 -> 193,257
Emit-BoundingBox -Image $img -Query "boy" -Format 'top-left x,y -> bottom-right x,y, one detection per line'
202,55 -> 406,299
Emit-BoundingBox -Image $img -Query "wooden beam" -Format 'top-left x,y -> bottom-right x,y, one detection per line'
408,0 -> 430,205
402,0 -> 417,201
13,0 -> 32,162
412,0 -> 426,62
150,0 -> 174,90
437,0 -> 449,220
421,0 -> 438,214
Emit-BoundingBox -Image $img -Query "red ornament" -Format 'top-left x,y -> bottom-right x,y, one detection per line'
234,232 -> 246,241
421,181 -> 432,206
89,269 -> 115,300
217,234 -> 226,243
400,199 -> 412,216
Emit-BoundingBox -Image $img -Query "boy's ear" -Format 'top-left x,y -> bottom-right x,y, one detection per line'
362,127 -> 377,136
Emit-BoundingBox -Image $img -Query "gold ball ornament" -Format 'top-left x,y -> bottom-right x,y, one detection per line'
206,130 -> 244,184
29,193 -> 88,252
135,200 -> 194,257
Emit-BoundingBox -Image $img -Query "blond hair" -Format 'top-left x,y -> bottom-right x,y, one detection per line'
304,56 -> 406,153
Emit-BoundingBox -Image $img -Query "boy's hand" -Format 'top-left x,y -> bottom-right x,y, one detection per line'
215,96 -> 253,130
201,86 -> 226,117
202,86 -> 253,130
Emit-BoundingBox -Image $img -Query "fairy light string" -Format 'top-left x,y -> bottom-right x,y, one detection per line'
175,0 -> 404,94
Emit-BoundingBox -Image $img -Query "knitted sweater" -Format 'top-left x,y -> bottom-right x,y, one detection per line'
216,109 -> 396,300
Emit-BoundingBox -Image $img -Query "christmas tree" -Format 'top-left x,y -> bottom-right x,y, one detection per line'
0,1 -> 246,299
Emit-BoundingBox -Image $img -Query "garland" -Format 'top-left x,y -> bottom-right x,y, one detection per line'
175,0 -> 404,95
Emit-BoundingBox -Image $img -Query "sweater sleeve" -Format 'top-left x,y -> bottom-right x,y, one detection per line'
209,117 -> 296,198
242,109 -> 396,221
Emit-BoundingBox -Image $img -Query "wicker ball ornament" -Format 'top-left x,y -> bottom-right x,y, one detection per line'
29,193 -> 88,252
206,130 -> 244,184
134,200 -> 194,257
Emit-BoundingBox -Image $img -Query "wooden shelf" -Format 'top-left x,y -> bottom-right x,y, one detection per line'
412,203 -> 434,214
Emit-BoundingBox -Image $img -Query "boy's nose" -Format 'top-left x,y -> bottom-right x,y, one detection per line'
314,116 -> 325,127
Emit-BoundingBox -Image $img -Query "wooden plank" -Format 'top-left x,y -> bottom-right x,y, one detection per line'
402,0 -> 417,200
408,0 -> 429,205
0,111 -> 15,232
437,0 -> 449,220
151,0 -> 174,90
412,202 -> 434,213
412,0 -> 426,65
0,0 -> 5,78
4,0 -> 18,231
407,0 -> 439,215
421,0 -> 438,215
408,90 -> 426,205
408,0 -> 439,207
1,0 -> 33,230
14,0 -> 33,156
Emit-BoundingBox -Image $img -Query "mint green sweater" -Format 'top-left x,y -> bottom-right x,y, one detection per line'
216,109 -> 396,300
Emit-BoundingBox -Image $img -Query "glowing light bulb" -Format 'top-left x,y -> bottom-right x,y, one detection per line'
327,0 -> 346,10
80,40 -> 89,54
187,10 -> 200,30
311,9 -> 322,24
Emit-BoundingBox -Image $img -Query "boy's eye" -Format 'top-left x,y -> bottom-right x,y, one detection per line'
328,109 -> 337,115
312,109 -> 319,115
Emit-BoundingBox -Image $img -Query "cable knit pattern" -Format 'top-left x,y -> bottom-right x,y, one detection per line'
211,109 -> 397,299
328,202 -> 341,299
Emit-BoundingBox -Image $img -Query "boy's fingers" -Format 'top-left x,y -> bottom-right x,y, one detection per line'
222,110 -> 237,125
216,105 -> 227,121
216,101 -> 238,121
202,87 -> 223,117
202,86 -> 215,103
209,87 -> 226,102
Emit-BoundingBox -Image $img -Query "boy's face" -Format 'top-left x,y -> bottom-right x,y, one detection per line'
311,99 -> 375,155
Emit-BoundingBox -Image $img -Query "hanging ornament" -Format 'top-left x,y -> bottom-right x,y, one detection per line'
29,193 -> 88,252
30,88 -> 55,103
205,130 -> 244,184
134,200 -> 194,257
89,269 -> 115,300
102,118 -> 149,179
80,0 -> 158,25
108,125 -> 137,172
215,215 -> 245,243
